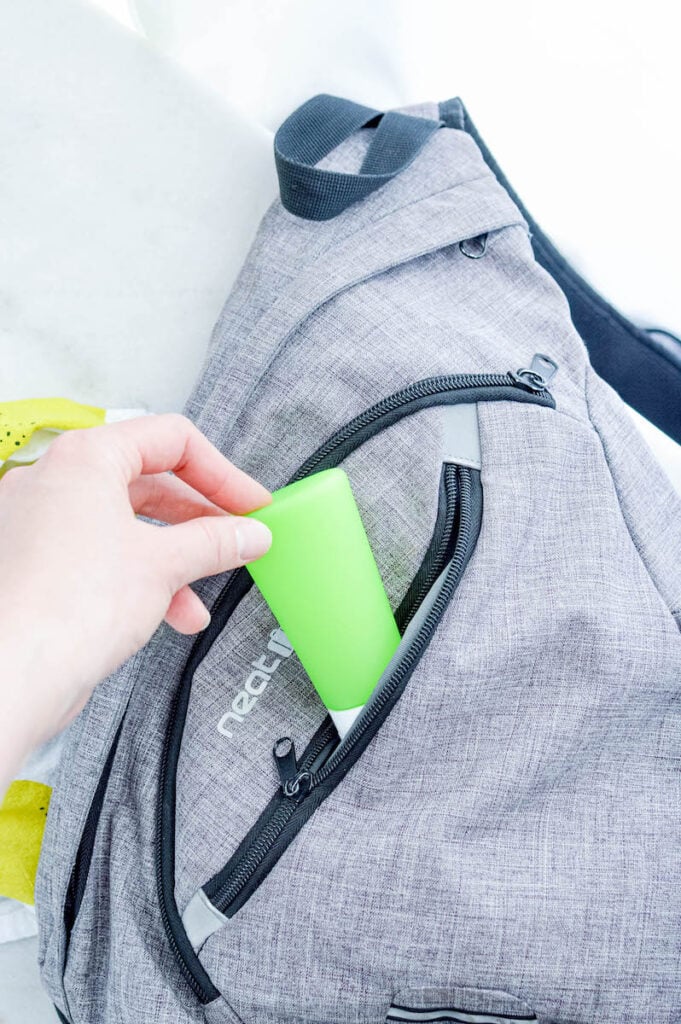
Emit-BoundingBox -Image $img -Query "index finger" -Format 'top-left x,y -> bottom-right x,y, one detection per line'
103,413 -> 272,514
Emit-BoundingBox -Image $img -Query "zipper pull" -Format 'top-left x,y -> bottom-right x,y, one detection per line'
509,353 -> 559,392
272,737 -> 315,800
273,737 -> 298,789
273,736 -> 318,800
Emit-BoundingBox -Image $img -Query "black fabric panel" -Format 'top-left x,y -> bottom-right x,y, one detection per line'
439,97 -> 681,443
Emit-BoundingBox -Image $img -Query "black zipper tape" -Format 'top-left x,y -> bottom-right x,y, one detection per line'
291,372 -> 554,481
395,463 -> 457,632
307,466 -> 478,793
156,569 -> 255,1003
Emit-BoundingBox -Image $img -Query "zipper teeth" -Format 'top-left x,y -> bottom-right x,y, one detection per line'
209,721 -> 336,909
204,371 -> 545,915
154,373 -> 488,983
299,719 -> 338,769
293,373 -> 513,479
157,728 -> 215,1001
400,464 -> 458,632
213,804 -> 297,907
313,465 -> 472,785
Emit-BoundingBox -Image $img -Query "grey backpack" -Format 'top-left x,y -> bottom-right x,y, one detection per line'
37,94 -> 681,1024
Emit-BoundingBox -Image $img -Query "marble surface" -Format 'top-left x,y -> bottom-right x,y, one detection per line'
0,937 -> 54,1023
1,0 -> 680,1020
0,0 -> 276,416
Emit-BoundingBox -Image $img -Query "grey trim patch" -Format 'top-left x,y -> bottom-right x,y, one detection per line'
181,889 -> 228,953
442,403 -> 481,468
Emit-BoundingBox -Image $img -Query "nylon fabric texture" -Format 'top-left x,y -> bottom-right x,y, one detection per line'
35,96 -> 681,1024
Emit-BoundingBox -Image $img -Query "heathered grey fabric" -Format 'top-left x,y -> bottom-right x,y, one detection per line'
36,97 -> 681,1024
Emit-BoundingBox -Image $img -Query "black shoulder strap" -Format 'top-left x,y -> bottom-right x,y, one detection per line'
440,98 -> 681,443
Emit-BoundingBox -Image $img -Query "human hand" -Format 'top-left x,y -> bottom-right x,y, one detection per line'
0,414 -> 272,787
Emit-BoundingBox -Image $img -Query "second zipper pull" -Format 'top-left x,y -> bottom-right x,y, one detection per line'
510,352 -> 559,392
273,737 -> 298,789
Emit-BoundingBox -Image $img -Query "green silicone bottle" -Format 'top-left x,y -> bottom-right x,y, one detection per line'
244,468 -> 400,738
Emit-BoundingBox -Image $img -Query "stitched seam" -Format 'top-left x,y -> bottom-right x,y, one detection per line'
209,171 -> 522,436
223,209 -> 528,446
282,169 -> 505,247
584,366 -> 679,624
459,105 -> 680,378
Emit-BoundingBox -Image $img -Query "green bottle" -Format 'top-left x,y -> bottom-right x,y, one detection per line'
244,468 -> 400,738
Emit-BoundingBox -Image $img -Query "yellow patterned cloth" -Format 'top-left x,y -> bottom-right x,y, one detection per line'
0,397 -> 105,464
0,781 -> 52,905
0,399 -> 147,474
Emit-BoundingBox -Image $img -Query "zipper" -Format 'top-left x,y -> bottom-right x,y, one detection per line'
289,356 -> 557,481
150,356 -> 557,1003
204,721 -> 337,916
156,568 -> 255,1003
509,352 -> 559,393
204,460 -> 468,914
395,463 -> 457,632
272,736 -> 298,786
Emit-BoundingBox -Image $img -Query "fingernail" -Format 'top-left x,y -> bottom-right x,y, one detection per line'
200,609 -> 211,630
235,518 -> 272,562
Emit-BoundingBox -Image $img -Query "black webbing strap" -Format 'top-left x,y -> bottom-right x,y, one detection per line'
274,93 -> 442,221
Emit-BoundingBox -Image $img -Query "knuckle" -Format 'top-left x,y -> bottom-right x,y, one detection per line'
47,428 -> 93,461
163,412 -> 194,434
200,516 -> 238,569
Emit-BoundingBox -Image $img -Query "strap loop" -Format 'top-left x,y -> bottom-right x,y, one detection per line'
274,93 -> 442,221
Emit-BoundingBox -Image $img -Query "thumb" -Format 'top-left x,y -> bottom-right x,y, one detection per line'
153,514 -> 272,588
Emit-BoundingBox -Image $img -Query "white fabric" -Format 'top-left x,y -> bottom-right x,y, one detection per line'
328,705 -> 365,740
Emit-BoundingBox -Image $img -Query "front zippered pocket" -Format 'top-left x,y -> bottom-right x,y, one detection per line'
150,356 -> 558,1003
200,459 -> 477,922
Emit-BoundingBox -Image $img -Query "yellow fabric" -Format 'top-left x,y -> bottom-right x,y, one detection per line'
0,780 -> 52,905
0,398 -> 105,461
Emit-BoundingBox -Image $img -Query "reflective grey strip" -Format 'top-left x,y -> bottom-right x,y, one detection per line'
181,888 -> 228,953
442,402 -> 481,469
387,1009 -> 536,1024
333,559 -> 451,754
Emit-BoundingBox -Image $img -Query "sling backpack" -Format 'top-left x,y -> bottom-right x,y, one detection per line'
37,94 -> 681,1024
